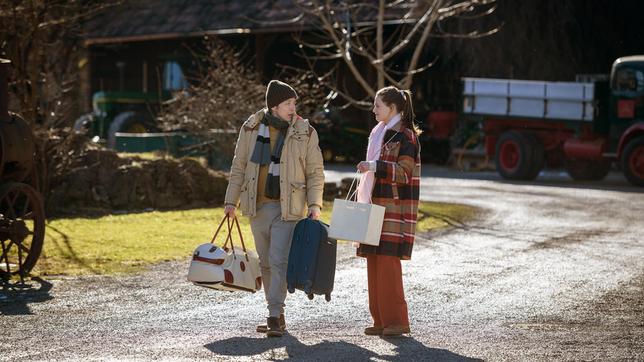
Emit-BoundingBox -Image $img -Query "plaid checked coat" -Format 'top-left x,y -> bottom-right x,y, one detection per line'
357,122 -> 421,260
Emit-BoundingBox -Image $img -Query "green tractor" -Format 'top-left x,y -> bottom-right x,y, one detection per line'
73,90 -> 234,168
74,90 -> 169,147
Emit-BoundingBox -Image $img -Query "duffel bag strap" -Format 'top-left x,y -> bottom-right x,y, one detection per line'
232,216 -> 250,262
210,216 -> 238,259
209,216 -> 228,245
211,215 -> 250,262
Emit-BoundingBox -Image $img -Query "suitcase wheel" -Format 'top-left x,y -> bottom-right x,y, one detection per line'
325,293 -> 331,302
307,294 -> 314,300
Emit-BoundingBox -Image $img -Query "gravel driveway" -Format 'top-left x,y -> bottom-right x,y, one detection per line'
2,166 -> 643,361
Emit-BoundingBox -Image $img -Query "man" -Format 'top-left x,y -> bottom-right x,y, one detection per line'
223,80 -> 325,337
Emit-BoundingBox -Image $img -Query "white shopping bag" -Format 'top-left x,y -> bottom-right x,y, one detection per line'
328,175 -> 385,246
328,198 -> 385,246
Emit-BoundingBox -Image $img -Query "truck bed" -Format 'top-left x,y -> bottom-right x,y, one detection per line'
462,77 -> 596,122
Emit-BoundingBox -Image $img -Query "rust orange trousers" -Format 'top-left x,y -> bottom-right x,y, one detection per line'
366,254 -> 409,328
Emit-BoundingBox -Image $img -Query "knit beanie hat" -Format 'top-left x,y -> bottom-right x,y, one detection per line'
265,80 -> 298,109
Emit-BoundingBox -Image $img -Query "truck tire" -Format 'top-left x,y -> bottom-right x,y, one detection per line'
565,159 -> 611,181
524,133 -> 545,180
495,131 -> 535,180
107,111 -> 158,149
621,136 -> 644,186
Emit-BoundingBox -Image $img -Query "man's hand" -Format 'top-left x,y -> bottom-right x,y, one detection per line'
224,205 -> 236,218
308,206 -> 321,220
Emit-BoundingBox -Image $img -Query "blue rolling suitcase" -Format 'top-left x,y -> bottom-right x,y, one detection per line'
286,218 -> 337,302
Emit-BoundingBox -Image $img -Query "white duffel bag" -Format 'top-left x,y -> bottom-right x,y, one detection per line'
187,215 -> 262,293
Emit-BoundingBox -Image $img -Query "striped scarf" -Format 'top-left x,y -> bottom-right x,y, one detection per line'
250,111 -> 289,199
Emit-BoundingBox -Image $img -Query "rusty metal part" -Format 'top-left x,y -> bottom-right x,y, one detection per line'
0,58 -> 9,122
0,58 -> 45,279
0,182 -> 45,278
0,58 -> 36,183
0,113 -> 35,183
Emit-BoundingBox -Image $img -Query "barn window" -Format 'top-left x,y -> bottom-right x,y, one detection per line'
163,61 -> 187,91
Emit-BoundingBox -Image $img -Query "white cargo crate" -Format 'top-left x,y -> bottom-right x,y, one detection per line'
462,77 -> 595,121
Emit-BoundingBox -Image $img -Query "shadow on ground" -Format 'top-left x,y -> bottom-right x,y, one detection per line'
0,277 -> 53,315
205,334 -> 483,361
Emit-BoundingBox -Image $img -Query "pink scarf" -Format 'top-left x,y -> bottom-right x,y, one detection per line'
357,114 -> 401,203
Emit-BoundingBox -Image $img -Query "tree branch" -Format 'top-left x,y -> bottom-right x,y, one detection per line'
314,0 -> 375,96
403,0 -> 444,88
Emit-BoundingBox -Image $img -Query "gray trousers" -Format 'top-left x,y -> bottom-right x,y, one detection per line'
249,202 -> 297,317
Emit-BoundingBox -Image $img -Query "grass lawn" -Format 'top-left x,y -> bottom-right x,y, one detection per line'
35,201 -> 477,276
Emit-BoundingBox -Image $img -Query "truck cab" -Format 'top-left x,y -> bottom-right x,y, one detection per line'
610,56 -> 644,185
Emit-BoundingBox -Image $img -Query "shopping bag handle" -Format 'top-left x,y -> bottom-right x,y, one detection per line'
346,170 -> 374,203
348,131 -> 398,202
345,171 -> 361,201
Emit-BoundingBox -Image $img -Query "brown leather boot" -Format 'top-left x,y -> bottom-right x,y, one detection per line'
256,314 -> 285,333
266,317 -> 283,337
382,325 -> 411,336
364,326 -> 384,335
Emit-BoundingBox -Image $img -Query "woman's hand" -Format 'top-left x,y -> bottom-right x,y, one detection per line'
357,161 -> 370,173
224,205 -> 236,218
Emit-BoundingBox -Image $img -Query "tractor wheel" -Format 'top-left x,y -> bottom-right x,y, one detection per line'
621,136 -> 644,186
495,131 -> 535,180
72,114 -> 93,134
0,182 -> 46,279
107,111 -> 158,149
565,159 -> 611,181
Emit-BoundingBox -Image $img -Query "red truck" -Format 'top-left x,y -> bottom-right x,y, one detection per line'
460,56 -> 644,186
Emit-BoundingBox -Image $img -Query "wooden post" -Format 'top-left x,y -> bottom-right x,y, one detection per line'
142,61 -> 148,93
0,59 -> 10,121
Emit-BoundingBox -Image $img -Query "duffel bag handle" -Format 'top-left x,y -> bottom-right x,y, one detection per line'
232,216 -> 250,262
209,216 -> 228,245
210,215 -> 250,262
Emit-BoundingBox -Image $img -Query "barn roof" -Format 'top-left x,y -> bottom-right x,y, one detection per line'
83,0 -> 415,45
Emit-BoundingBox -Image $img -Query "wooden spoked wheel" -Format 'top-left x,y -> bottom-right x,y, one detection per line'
0,182 -> 45,279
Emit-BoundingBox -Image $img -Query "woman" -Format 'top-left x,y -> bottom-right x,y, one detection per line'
223,80 -> 325,338
356,86 -> 421,337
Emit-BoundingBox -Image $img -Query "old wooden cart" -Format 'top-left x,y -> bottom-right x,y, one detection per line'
0,59 -> 45,282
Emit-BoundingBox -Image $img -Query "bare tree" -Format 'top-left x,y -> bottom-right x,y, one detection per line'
159,39 -> 266,135
282,0 -> 500,108
158,38 -> 327,165
0,0 -> 119,127
158,39 -> 322,130
0,0 -> 119,197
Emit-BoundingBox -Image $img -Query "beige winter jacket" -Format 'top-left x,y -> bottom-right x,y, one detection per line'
224,109 -> 325,220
